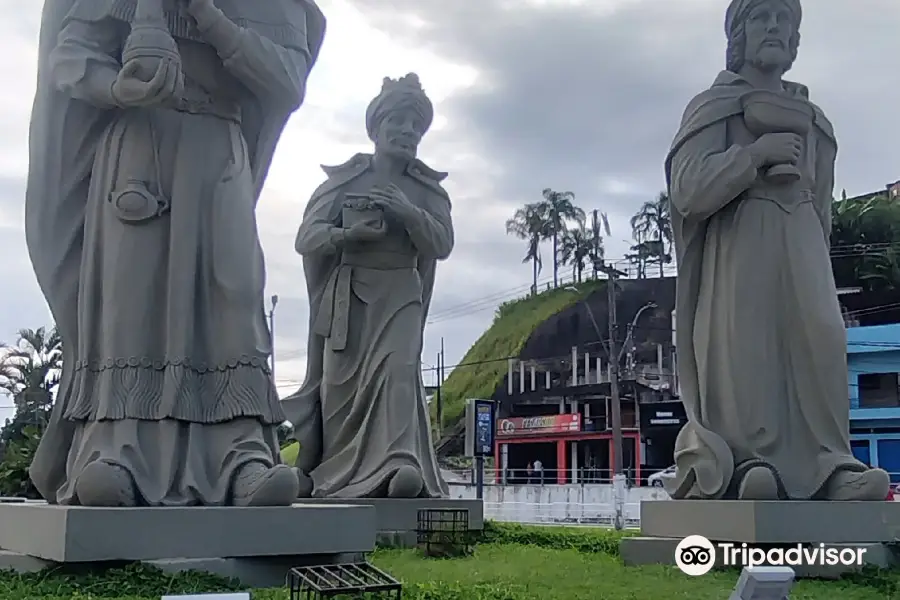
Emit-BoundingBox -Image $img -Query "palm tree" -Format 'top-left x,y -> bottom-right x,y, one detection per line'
0,327 -> 63,434
625,239 -> 658,279
506,202 -> 550,294
559,218 -> 601,283
630,191 -> 673,278
539,188 -> 585,288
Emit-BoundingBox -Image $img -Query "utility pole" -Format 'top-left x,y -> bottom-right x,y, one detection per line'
595,258 -> 627,530
437,338 -> 445,436
268,294 -> 279,382
591,210 -> 601,280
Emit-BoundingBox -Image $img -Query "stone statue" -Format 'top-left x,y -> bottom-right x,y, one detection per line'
665,0 -> 889,501
283,73 -> 452,498
24,0 -> 326,506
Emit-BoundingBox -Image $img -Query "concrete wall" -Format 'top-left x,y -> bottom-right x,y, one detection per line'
447,483 -> 669,526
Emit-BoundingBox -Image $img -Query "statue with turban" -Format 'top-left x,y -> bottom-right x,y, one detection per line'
283,73 -> 452,498
664,0 -> 889,501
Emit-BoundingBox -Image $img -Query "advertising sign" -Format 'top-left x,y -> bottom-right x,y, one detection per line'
464,398 -> 495,457
496,413 -> 581,438
474,400 -> 494,456
639,401 -> 687,429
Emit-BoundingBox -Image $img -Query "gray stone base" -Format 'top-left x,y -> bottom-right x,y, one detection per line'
641,500 -> 900,543
626,500 -> 900,579
0,550 -> 367,589
0,502 -> 376,562
293,497 -> 484,548
620,536 -> 898,578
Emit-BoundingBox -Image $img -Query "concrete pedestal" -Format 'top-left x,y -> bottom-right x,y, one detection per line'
293,497 -> 484,547
620,500 -> 900,577
0,502 -> 376,587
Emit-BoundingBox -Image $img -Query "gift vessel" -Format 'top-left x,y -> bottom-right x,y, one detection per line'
121,0 -> 181,80
741,88 -> 815,185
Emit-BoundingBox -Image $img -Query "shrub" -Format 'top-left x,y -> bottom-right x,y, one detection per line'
0,425 -> 42,499
481,521 -> 634,557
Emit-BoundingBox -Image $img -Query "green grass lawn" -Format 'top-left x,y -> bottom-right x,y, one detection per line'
1,524 -> 897,599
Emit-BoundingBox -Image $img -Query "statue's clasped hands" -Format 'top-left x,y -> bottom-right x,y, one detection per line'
112,59 -> 184,108
369,184 -> 417,222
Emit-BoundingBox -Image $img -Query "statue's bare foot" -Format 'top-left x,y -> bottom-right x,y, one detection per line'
388,465 -> 423,498
823,468 -> 889,501
738,466 -> 779,500
75,460 -> 137,507
232,462 -> 300,506
296,470 -> 313,498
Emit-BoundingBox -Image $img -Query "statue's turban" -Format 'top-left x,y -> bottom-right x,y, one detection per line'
365,73 -> 434,142
725,0 -> 801,36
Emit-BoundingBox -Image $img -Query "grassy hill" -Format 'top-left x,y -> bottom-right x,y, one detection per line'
279,280 -> 603,464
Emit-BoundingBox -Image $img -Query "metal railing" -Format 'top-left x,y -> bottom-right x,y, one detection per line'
445,467 -> 900,487
483,501 -> 642,528
444,470 -> 900,529
441,466 -> 674,486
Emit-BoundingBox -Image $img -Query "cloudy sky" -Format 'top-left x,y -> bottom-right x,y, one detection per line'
0,0 -> 898,420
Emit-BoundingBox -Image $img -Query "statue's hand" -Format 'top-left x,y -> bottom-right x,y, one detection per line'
748,133 -> 803,168
112,59 -> 184,108
345,219 -> 387,243
186,0 -> 218,19
369,184 -> 417,223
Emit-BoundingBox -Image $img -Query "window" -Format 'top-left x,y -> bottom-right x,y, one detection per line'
858,373 -> 900,408
851,440 -> 871,466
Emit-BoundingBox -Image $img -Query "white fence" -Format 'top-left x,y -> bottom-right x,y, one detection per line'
447,482 -> 670,527
446,479 -> 900,528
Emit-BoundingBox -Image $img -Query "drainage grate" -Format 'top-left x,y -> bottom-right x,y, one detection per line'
288,561 -> 402,599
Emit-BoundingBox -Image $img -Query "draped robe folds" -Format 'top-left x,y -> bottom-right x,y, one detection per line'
665,70 -> 866,500
282,153 -> 451,498
25,0 -> 326,505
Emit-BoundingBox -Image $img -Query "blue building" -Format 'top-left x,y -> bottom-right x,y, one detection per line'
848,323 -> 900,481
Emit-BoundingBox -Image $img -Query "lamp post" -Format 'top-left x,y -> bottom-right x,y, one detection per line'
268,294 -> 279,381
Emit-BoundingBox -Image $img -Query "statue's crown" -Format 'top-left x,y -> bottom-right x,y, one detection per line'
380,73 -> 425,95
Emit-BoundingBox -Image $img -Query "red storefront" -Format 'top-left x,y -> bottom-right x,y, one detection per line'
493,414 -> 641,484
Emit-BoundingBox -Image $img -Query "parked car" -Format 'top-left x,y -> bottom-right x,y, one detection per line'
648,465 -> 677,488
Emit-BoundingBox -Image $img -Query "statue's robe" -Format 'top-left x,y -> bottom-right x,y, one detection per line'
25,0 -> 325,504
282,153 -> 451,498
665,70 -> 866,499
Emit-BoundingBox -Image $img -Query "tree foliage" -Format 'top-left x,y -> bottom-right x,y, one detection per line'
505,190 -> 598,293
628,191 -> 672,278
505,202 -> 551,294
831,194 -> 900,291
0,326 -> 62,497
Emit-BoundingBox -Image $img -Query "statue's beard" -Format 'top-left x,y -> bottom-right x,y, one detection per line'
748,54 -> 790,74
747,43 -> 792,74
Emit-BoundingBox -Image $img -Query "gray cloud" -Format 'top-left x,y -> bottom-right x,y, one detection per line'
342,0 -> 900,367
349,0 -> 900,204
